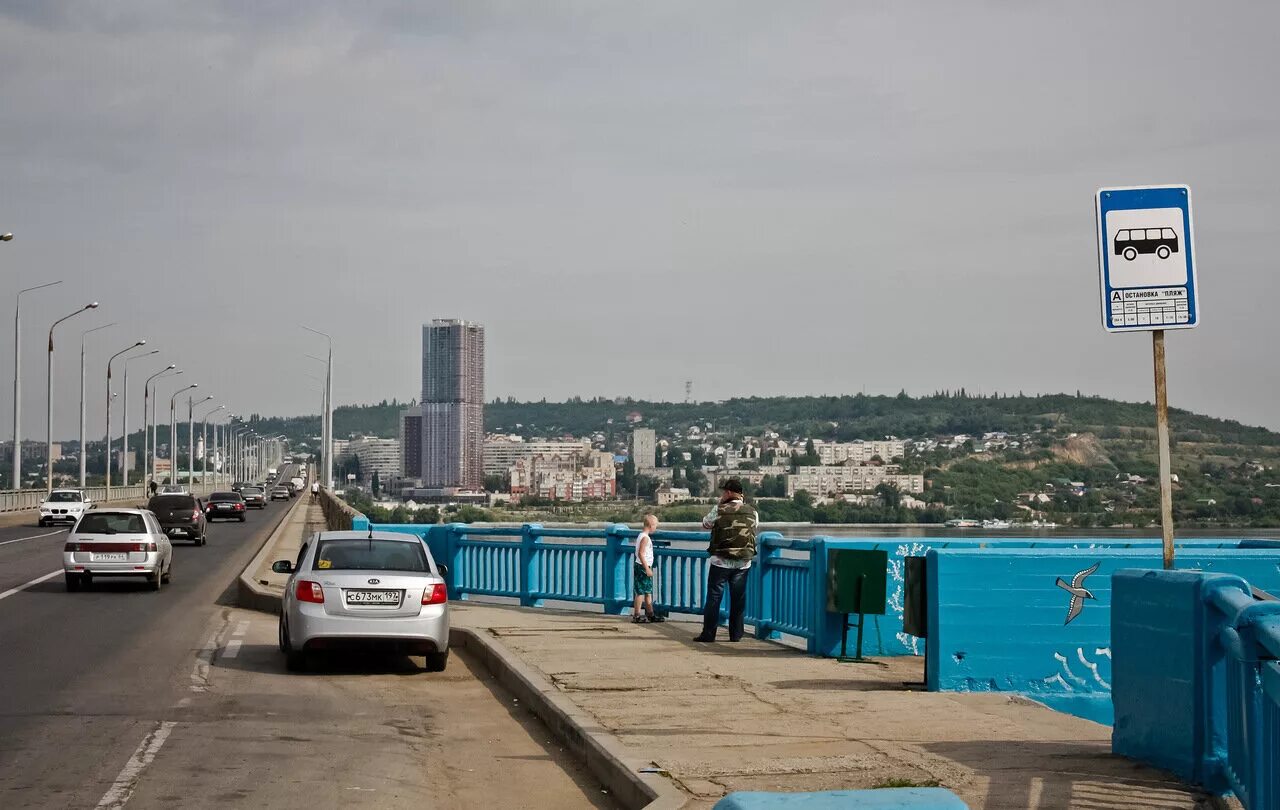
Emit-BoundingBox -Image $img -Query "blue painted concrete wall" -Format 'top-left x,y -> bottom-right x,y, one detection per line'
925,548 -> 1280,724
1110,569 -> 1242,794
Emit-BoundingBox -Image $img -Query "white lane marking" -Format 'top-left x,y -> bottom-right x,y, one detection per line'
222,639 -> 243,659
0,569 -> 62,602
190,631 -> 218,692
232,620 -> 249,637
0,529 -> 62,547
95,721 -> 177,809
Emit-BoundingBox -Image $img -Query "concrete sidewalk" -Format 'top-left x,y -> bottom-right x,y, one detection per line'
451,605 -> 1222,810
242,507 -> 1223,809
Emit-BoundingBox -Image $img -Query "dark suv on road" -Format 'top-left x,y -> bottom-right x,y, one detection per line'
205,491 -> 247,522
146,494 -> 207,545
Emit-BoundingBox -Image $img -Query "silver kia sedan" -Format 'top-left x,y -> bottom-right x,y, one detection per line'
62,508 -> 173,592
274,531 -> 449,673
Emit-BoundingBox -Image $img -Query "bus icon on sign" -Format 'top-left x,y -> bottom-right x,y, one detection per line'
1114,227 -> 1178,261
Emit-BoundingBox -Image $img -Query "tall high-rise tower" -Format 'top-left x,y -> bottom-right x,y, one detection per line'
421,320 -> 485,490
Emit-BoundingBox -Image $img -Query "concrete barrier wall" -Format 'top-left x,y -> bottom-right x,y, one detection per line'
925,548 -> 1280,723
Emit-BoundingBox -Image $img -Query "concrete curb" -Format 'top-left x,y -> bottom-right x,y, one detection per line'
230,505 -> 687,809
236,495 -> 310,614
450,626 -> 689,810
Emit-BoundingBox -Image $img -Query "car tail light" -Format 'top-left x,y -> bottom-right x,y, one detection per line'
64,542 -> 79,552
192,509 -> 202,520
296,580 -> 325,604
130,542 -> 158,552
235,503 -> 244,511
421,583 -> 447,605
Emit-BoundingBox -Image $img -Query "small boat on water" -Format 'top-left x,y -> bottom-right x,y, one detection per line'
981,519 -> 1012,529
945,518 -> 981,528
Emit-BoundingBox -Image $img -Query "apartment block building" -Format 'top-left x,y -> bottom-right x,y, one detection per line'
631,428 -> 656,473
483,435 -> 592,478
421,320 -> 485,490
812,440 -> 906,465
399,406 -> 422,478
786,466 -> 924,497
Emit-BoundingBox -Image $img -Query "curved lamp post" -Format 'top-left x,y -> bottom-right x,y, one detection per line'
12,279 -> 62,489
301,325 -> 333,489
46,302 -> 98,495
79,322 -> 116,487
105,340 -> 145,499
121,350 -> 159,487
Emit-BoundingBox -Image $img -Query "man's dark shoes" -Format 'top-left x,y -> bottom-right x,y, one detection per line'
647,614 -> 666,623
692,634 -> 715,643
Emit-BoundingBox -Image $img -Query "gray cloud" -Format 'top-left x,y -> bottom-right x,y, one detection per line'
2,1 -> 1279,443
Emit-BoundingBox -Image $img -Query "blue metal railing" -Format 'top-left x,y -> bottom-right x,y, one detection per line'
391,522 -> 826,647
1204,579 -> 1280,808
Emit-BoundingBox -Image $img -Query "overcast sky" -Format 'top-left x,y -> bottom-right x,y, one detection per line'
3,1 -> 1279,441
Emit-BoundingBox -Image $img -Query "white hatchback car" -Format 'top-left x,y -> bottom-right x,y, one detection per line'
63,508 -> 173,591
274,531 -> 450,673
39,489 -> 91,527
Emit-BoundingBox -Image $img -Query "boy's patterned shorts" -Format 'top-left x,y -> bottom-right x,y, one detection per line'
633,562 -> 653,596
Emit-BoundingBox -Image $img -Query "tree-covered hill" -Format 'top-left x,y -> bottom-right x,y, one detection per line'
262,392 -> 1279,450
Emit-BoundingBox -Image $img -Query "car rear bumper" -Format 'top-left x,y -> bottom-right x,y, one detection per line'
288,606 -> 449,654
63,552 -> 161,576
159,523 -> 201,536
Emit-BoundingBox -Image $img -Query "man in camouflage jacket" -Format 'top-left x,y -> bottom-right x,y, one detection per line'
694,479 -> 758,643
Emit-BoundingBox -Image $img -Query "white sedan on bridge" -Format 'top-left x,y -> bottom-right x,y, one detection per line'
39,489 -> 91,527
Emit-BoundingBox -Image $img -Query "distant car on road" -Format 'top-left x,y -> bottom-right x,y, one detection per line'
39,489 -> 91,527
147,493 -> 207,545
241,486 -> 267,509
63,508 -> 172,591
205,491 -> 247,522
273,531 -> 450,672
271,486 -> 291,501
231,482 -> 246,493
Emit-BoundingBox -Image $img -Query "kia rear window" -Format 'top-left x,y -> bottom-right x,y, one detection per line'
312,539 -> 428,572
77,513 -> 147,534
149,495 -> 196,510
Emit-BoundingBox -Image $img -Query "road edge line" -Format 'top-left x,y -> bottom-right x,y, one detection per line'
450,626 -> 689,810
0,569 -> 62,602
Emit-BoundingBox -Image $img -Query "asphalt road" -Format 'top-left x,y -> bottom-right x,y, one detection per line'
0,478 -> 615,809
0,495 -> 296,808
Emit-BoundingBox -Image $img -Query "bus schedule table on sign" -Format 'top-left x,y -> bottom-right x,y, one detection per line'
1095,185 -> 1199,332
1109,287 -> 1190,327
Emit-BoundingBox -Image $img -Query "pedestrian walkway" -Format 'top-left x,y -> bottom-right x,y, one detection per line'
450,604 -> 1221,810
245,509 -> 1224,809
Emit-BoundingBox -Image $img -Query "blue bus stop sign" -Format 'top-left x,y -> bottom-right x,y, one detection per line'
1095,185 -> 1199,332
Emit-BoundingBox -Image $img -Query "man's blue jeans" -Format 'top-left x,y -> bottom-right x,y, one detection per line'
701,563 -> 749,641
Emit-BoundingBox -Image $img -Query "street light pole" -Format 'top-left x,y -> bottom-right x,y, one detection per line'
121,350 -> 159,488
169,384 -> 197,487
78,322 -> 116,487
150,370 -> 182,485
199,404 -> 224,487
142,365 -> 177,490
46,302 -> 98,495
301,325 -> 333,490
188,394 -> 212,489
105,340 -> 145,501
13,279 -> 62,490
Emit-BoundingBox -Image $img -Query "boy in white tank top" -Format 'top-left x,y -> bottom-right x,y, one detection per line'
631,514 -> 664,623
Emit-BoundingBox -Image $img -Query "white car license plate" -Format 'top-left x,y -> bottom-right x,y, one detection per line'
93,552 -> 128,561
345,590 -> 400,606
217,503 -> 231,509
